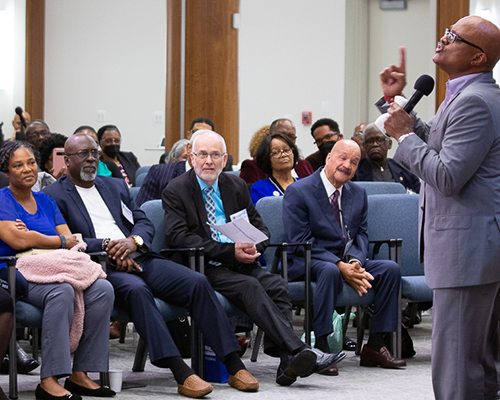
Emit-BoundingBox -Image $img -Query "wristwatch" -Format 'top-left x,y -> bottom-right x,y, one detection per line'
131,235 -> 144,248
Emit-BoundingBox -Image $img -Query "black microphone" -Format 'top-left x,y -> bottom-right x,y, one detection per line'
403,74 -> 435,114
15,106 -> 26,128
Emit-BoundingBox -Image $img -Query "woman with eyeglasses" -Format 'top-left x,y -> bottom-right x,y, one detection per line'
0,141 -> 115,400
97,125 -> 141,186
250,132 -> 299,205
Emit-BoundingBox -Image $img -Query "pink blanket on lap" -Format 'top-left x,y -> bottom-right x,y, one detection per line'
16,246 -> 106,353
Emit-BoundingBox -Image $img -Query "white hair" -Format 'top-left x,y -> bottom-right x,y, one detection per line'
191,130 -> 227,154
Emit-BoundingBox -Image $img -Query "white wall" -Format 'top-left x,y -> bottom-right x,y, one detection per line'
238,0 -> 346,161
0,0 -> 25,142
44,0 -> 166,166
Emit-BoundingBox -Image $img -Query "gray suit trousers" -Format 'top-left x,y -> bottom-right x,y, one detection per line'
432,281 -> 500,400
26,279 -> 114,379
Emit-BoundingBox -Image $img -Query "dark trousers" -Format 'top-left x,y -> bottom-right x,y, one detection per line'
204,263 -> 305,357
310,259 -> 400,337
107,256 -> 239,365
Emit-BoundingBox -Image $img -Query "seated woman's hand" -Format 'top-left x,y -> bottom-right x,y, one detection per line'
14,219 -> 28,231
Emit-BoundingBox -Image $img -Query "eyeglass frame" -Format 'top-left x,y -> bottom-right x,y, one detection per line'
364,137 -> 391,146
444,28 -> 485,53
313,132 -> 341,146
192,151 -> 226,161
65,149 -> 101,159
270,147 -> 293,159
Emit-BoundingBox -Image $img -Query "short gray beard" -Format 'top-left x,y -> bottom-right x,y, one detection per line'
80,168 -> 97,182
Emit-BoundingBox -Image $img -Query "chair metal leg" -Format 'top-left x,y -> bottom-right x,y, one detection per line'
250,328 -> 263,362
132,337 -> 148,372
99,372 -> 110,387
119,322 -> 127,344
355,306 -> 365,356
8,261 -> 18,400
32,328 -> 39,360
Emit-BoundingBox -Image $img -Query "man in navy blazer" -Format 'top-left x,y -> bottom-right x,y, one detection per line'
44,134 -> 259,397
283,140 -> 405,369
382,16 -> 500,399
353,123 -> 420,193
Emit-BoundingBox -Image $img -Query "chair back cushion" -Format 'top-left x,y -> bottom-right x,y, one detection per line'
353,181 -> 406,195
140,200 -> 165,254
255,196 -> 284,270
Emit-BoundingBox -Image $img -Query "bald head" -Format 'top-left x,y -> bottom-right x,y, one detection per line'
64,133 -> 99,188
463,16 -> 500,70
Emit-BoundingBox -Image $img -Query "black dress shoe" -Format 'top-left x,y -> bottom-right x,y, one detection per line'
310,348 -> 346,374
35,384 -> 82,400
1,343 -> 40,374
343,336 -> 357,351
276,348 -> 317,386
64,379 -> 116,397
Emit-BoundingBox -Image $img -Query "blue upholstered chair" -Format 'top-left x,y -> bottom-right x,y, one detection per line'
136,165 -> 152,177
352,181 -> 406,195
135,172 -> 147,187
129,186 -> 140,202
367,194 -> 432,328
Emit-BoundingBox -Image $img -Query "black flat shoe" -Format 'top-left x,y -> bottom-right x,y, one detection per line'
64,379 -> 116,397
342,336 -> 357,351
35,384 -> 82,400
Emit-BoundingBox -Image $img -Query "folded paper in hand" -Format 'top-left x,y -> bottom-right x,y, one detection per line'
209,218 -> 268,245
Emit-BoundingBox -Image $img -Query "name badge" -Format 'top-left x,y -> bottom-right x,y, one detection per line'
230,209 -> 249,223
121,201 -> 134,224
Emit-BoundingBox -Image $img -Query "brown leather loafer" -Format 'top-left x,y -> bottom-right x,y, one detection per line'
228,369 -> 259,392
177,375 -> 213,398
359,345 -> 407,368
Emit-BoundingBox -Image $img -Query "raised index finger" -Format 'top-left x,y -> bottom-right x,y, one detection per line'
398,46 -> 406,73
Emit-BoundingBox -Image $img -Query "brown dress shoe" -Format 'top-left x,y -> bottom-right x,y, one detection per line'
237,336 -> 250,357
360,345 -> 407,368
177,375 -> 213,398
109,321 -> 122,340
228,369 -> 259,392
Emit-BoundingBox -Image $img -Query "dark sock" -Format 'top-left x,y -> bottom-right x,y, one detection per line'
156,356 -> 194,385
367,332 -> 386,352
314,335 -> 330,353
224,351 -> 245,375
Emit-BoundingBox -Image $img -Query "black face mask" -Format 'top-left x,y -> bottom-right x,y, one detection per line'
103,145 -> 120,159
319,140 -> 337,158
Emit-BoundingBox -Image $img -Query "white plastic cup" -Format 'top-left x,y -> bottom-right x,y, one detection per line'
108,369 -> 123,393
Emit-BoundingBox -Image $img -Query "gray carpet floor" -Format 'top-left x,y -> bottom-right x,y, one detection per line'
1,311 -> 434,399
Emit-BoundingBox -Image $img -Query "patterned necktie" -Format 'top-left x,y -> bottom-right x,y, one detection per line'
330,190 -> 342,231
204,186 -> 218,240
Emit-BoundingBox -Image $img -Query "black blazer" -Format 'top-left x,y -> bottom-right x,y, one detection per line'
117,151 -> 141,186
162,169 -> 269,269
353,158 -> 421,193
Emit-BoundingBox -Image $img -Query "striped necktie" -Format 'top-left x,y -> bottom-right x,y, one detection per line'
204,186 -> 218,241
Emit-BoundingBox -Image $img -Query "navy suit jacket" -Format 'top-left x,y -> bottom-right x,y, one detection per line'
43,176 -> 154,254
283,169 -> 368,282
136,161 -> 186,206
353,158 -> 421,193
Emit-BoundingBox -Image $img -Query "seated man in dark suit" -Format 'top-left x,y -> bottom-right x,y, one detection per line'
305,118 -> 343,172
44,133 -> 259,398
162,130 -> 344,386
240,118 -> 313,185
353,124 -> 420,193
283,139 -> 406,369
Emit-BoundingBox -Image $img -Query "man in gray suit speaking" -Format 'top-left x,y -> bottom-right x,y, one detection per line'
381,16 -> 500,400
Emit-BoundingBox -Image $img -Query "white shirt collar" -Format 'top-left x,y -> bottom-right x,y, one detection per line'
320,168 -> 343,201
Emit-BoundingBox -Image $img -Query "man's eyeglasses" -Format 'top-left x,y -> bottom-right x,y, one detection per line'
364,137 -> 390,146
65,149 -> 101,159
270,148 -> 293,158
444,28 -> 485,53
314,132 -> 340,145
193,151 -> 225,160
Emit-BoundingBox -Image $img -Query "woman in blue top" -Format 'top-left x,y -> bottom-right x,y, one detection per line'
0,141 -> 114,400
250,133 -> 299,205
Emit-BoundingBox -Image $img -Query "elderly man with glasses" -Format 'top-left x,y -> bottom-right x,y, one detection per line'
163,130 -> 345,387
352,123 -> 420,193
380,16 -> 500,399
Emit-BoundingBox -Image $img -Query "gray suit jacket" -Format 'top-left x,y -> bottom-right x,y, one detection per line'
394,72 -> 500,289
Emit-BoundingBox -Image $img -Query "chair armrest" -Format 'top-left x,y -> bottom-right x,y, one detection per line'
89,251 -> 108,271
369,238 -> 403,266
160,247 -> 203,272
